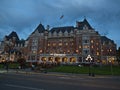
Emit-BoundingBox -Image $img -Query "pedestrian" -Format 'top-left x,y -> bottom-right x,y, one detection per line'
31,64 -> 35,70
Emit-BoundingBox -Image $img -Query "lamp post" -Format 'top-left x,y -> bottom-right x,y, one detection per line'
86,55 -> 94,76
109,57 -> 113,75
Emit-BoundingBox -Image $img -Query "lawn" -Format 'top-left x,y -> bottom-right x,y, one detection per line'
0,62 -> 19,69
48,65 -> 120,75
1,63 -> 120,75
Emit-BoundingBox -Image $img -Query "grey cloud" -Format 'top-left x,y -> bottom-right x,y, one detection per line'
0,0 -> 120,47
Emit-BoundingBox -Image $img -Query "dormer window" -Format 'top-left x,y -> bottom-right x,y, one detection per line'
59,31 -> 62,36
64,30 -> 68,36
53,31 -> 57,36
83,25 -> 88,30
49,32 -> 52,37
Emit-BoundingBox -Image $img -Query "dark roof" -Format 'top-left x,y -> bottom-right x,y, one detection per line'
76,18 -> 93,30
6,31 -> 19,41
101,36 -> 115,44
16,39 -> 25,45
33,23 -> 45,34
50,26 -> 74,33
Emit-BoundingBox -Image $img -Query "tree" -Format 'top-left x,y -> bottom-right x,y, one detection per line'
17,58 -> 26,69
116,47 -> 120,65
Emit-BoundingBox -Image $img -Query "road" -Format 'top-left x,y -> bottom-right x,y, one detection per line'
0,72 -> 120,90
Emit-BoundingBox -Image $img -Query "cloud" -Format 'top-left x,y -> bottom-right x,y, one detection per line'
0,0 -> 120,47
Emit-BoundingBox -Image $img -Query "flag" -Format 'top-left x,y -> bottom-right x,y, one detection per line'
60,15 -> 64,19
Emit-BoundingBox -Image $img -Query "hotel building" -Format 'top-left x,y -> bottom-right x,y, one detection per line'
25,18 -> 116,64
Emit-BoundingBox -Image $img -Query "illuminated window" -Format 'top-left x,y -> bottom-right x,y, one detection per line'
66,43 -> 68,45
91,46 -> 94,48
48,43 -> 50,46
32,51 -> 36,54
110,49 -> 112,52
91,40 -> 94,43
71,43 -> 74,45
53,43 -> 56,46
59,43 -> 62,46
67,50 -> 70,52
97,52 -> 99,55
83,45 -> 89,48
79,45 -> 81,48
40,50 -> 42,53
76,50 -> 78,53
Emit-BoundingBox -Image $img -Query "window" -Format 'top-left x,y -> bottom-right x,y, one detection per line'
83,25 -> 88,30
91,40 -> 94,43
48,43 -> 50,46
71,43 -> 74,46
96,43 -> 99,45
97,52 -> 99,55
76,50 -> 78,53
40,50 -> 42,53
110,49 -> 112,52
91,46 -> 94,48
66,43 -> 68,45
59,43 -> 62,46
83,45 -> 89,49
79,45 -> 81,48
53,43 -> 56,46
83,50 -> 89,54
32,50 -> 36,54
85,40 -> 88,43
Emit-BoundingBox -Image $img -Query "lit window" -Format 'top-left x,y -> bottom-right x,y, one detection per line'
40,50 -> 42,53
59,43 -> 62,46
71,43 -> 74,45
110,49 -> 112,52
53,43 -> 56,46
33,51 -> 36,54
83,45 -> 89,48
97,52 -> 99,55
79,45 -> 81,48
76,50 -> 78,53
91,40 -> 94,43
67,50 -> 70,52
91,46 -> 94,48
48,43 -> 50,46
66,43 -> 68,45
96,43 -> 99,45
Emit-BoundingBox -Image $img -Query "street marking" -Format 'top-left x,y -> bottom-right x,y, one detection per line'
59,76 -> 71,79
5,84 -> 44,90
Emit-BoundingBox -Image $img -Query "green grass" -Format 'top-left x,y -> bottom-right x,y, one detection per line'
48,65 -> 120,75
0,62 -> 19,69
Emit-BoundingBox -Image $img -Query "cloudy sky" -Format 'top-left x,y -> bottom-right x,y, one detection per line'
0,0 -> 120,48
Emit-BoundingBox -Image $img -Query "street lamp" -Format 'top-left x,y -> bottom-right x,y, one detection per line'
86,55 -> 94,77
109,57 -> 113,75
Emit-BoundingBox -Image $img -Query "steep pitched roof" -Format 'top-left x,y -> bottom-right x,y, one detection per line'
33,23 -> 45,33
16,39 -> 25,45
7,31 -> 19,41
101,36 -> 115,44
76,18 -> 93,30
50,26 -> 74,33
